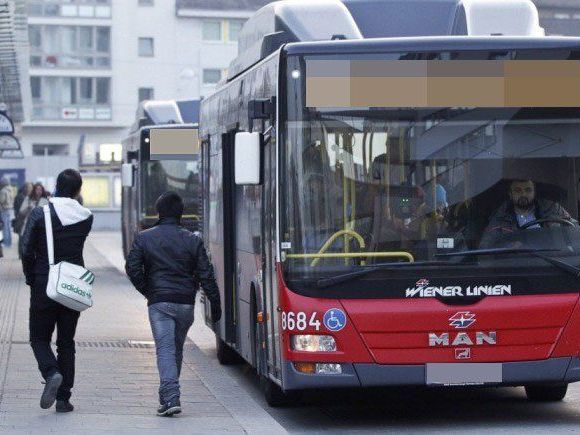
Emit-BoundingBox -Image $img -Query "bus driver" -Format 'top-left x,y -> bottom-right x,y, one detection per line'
480,179 -> 576,248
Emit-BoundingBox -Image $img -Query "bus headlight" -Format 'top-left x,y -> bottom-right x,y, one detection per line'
294,362 -> 343,375
291,335 -> 337,352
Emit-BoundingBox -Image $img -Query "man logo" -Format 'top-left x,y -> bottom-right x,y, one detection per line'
455,348 -> 471,360
449,311 -> 476,329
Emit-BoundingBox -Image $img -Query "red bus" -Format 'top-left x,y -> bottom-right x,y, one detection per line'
200,0 -> 580,405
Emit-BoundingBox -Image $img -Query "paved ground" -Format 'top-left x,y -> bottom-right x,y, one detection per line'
0,235 -> 285,434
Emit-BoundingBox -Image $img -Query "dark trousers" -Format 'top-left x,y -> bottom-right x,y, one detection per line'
29,304 -> 80,401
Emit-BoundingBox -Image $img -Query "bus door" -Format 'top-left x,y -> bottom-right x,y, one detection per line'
222,130 -> 238,344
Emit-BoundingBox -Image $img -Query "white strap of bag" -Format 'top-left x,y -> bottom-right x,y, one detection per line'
43,204 -> 55,266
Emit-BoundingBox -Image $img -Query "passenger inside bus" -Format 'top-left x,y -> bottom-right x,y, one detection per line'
479,179 -> 576,248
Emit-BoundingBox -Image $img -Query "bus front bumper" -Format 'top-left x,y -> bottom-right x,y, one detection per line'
283,356 -> 580,390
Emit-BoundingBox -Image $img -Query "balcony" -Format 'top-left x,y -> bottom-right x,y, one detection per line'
32,104 -> 112,121
29,25 -> 111,70
27,1 -> 111,19
30,52 -> 110,69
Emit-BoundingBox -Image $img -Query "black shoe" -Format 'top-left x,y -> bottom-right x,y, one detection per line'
40,372 -> 63,409
55,400 -> 74,413
157,399 -> 181,417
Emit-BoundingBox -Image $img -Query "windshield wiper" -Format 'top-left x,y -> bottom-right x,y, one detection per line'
315,260 -> 449,289
436,247 -> 580,279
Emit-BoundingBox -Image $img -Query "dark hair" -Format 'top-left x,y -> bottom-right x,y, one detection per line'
155,191 -> 184,219
29,182 -> 47,200
56,169 -> 83,198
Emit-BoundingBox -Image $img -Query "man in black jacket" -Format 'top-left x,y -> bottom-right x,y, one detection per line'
21,169 -> 93,413
125,191 -> 221,417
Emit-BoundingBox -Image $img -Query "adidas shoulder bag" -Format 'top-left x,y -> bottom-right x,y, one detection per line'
44,204 -> 94,311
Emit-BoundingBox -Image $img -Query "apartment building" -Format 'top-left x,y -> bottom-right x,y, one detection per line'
3,0 -> 270,229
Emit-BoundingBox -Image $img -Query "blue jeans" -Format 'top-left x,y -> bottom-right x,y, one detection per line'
148,302 -> 194,403
1,210 -> 12,247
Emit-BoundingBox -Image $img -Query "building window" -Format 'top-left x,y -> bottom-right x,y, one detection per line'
32,144 -> 70,156
202,69 -> 221,85
202,21 -> 222,41
138,37 -> 154,57
30,77 -> 41,99
138,0 -> 154,5
138,87 -> 154,102
228,20 -> 244,42
96,78 -> 110,104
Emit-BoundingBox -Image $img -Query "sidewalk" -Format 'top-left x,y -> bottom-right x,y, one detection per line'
0,234 -> 285,434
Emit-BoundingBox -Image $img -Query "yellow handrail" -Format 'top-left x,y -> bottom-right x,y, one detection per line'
310,229 -> 365,267
286,251 -> 415,262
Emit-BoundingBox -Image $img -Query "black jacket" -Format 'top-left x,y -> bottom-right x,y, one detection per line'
480,198 -> 575,248
125,218 -> 221,315
21,198 -> 93,306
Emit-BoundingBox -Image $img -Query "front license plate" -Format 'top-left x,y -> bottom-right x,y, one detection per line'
426,363 -> 502,386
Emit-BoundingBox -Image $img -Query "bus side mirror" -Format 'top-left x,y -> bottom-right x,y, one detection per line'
121,163 -> 134,187
235,132 -> 261,185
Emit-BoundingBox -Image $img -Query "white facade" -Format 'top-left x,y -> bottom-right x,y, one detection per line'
6,0 -> 258,229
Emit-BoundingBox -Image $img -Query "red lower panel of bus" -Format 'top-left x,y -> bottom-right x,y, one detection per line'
342,294 -> 579,364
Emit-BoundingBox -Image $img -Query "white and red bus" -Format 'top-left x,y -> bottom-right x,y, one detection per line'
200,0 -> 580,405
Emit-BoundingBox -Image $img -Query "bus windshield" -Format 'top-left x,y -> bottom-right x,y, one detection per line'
281,54 -> 580,288
141,159 -> 200,219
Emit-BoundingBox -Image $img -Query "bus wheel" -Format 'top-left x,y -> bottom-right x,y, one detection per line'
216,336 -> 241,365
261,377 -> 300,407
525,384 -> 568,402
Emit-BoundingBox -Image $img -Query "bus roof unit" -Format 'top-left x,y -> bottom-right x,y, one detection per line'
228,0 -> 362,80
228,0 -> 544,81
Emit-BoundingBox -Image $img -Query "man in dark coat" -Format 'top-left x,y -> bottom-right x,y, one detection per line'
21,169 -> 93,413
480,179 -> 575,248
125,191 -> 221,417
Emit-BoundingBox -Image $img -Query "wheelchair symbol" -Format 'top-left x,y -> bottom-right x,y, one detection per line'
323,308 -> 346,332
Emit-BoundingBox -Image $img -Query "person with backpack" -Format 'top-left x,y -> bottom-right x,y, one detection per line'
125,191 -> 221,417
20,169 -> 93,413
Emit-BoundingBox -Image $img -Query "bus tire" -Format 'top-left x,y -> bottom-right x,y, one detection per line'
216,336 -> 241,365
525,384 -> 568,402
261,377 -> 300,407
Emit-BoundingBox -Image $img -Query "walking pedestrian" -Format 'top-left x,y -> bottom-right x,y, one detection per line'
21,169 -> 93,413
0,177 -> 14,248
18,183 -> 49,258
125,191 -> 221,417
13,182 -> 33,231
0,212 -> 4,258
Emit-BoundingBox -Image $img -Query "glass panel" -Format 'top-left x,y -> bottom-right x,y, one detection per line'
78,6 -> 95,17
202,21 -> 221,41
61,5 -> 77,16
96,27 -> 110,52
69,77 -> 77,104
94,6 -> 111,18
79,77 -> 93,102
113,176 -> 122,207
96,78 -> 110,104
202,69 -> 221,84
30,77 -> 41,99
138,37 -> 154,56
79,27 -> 94,50
138,87 -> 154,102
82,177 -> 111,208
228,20 -> 244,42
29,26 -> 42,49
282,54 -> 580,290
61,27 -> 77,53
141,160 -> 201,218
